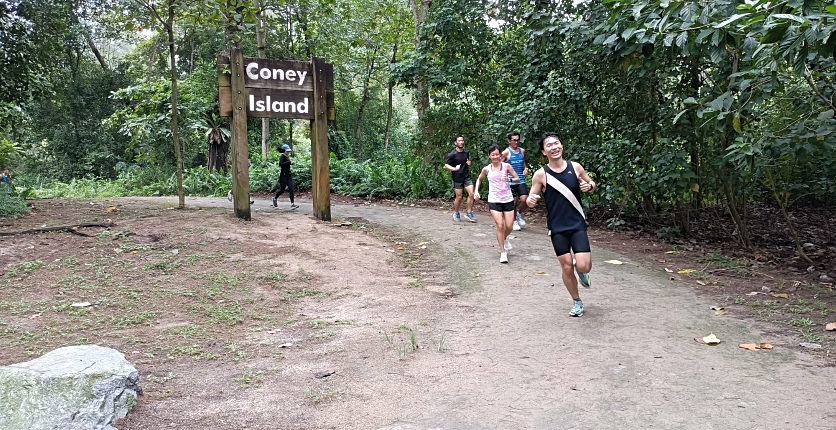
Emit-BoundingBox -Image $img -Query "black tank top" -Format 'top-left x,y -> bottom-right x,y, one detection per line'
544,162 -> 586,233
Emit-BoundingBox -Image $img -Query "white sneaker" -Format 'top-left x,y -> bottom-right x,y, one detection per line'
512,220 -> 521,231
499,252 -> 508,263
504,241 -> 512,251
517,213 -> 526,227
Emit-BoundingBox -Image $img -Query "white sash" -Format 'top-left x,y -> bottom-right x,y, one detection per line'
539,166 -> 586,220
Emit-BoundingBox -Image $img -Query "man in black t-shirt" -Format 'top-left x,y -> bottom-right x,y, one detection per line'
444,135 -> 476,222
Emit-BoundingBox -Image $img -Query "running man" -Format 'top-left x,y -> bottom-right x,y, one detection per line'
501,132 -> 528,231
444,135 -> 476,222
272,144 -> 299,210
528,132 -> 597,317
474,145 -> 520,263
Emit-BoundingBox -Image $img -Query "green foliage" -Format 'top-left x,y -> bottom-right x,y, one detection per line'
0,194 -> 30,218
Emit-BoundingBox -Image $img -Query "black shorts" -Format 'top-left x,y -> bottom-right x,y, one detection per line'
488,201 -> 515,212
550,229 -> 591,256
452,178 -> 473,190
510,183 -> 528,197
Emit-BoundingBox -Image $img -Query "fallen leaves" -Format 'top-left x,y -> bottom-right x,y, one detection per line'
739,343 -> 773,351
677,269 -> 696,274
603,259 -> 623,265
768,292 -> 788,299
664,268 -> 674,273
710,306 -> 727,316
535,271 -> 549,276
700,333 -> 721,345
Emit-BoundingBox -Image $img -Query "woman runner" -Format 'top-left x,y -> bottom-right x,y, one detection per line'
474,145 -> 520,263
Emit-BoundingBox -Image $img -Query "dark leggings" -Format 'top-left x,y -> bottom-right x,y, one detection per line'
273,176 -> 295,203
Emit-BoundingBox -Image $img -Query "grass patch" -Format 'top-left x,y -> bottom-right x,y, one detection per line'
207,302 -> 244,325
5,260 -> 45,278
112,311 -> 159,329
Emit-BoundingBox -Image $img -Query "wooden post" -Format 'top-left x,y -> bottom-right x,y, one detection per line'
310,57 -> 331,221
230,48 -> 251,220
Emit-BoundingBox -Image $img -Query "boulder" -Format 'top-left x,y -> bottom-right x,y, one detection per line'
0,345 -> 141,430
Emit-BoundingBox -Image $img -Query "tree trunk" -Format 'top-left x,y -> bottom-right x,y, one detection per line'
167,1 -> 185,209
255,0 -> 270,165
766,172 -> 812,263
84,31 -> 108,70
409,0 -> 431,120
354,49 -> 379,156
384,41 -> 398,153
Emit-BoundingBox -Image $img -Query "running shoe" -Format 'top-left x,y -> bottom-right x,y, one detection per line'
499,252 -> 508,263
453,212 -> 461,222
504,241 -> 512,251
249,200 -> 254,204
466,212 -> 476,222
512,220 -> 521,231
570,299 -> 584,317
578,272 -> 591,289
290,204 -> 299,210
272,197 -> 277,207
517,213 -> 526,227
227,190 -> 233,202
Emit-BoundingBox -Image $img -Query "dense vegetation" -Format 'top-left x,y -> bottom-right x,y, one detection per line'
1,0 -> 834,256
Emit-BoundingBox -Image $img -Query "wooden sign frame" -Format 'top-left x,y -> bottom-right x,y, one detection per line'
219,49 -> 334,221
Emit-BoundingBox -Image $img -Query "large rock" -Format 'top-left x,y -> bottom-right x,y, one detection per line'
0,345 -> 141,430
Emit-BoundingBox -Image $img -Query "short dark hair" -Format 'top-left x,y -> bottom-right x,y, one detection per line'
486,144 -> 501,155
278,147 -> 286,153
537,132 -> 562,151
455,135 -> 464,140
506,131 -> 520,140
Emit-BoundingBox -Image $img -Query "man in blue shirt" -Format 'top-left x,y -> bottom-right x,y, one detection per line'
502,132 -> 528,230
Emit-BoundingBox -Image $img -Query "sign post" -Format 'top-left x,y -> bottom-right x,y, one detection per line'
218,52 -> 334,221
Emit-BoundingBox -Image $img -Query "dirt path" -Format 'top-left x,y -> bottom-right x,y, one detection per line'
135,196 -> 835,429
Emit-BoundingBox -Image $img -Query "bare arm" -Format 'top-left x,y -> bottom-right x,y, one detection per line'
521,149 -> 528,176
573,162 -> 596,193
443,163 -> 460,172
473,166 -> 488,200
527,168 -> 545,208
504,163 -> 520,183
501,148 -> 510,162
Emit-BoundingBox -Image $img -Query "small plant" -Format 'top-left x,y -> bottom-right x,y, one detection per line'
789,318 -> 814,327
305,388 -> 342,404
733,296 -> 746,305
436,331 -> 448,352
751,300 -> 774,307
207,302 -> 244,325
6,260 -> 45,278
606,217 -> 626,230
238,370 -> 265,387
799,328 -> 823,344
655,226 -> 680,243
298,269 -> 314,281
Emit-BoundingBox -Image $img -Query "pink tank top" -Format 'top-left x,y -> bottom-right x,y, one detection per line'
487,163 -> 513,203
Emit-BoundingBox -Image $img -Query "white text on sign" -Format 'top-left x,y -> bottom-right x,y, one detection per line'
246,63 -> 308,86
249,95 -> 309,114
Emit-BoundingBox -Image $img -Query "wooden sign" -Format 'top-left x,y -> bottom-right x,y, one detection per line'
219,50 -> 333,222
218,56 -> 334,120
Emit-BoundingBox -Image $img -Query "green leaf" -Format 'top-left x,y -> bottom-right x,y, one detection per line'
714,14 -> 750,28
771,14 -> 807,24
826,5 -> 836,14
818,109 -> 834,120
676,31 -> 688,47
733,114 -> 741,133
673,109 -> 688,124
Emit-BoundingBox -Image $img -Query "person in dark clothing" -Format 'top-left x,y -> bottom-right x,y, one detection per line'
527,132 -> 597,317
272,144 -> 298,209
443,135 -> 476,222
